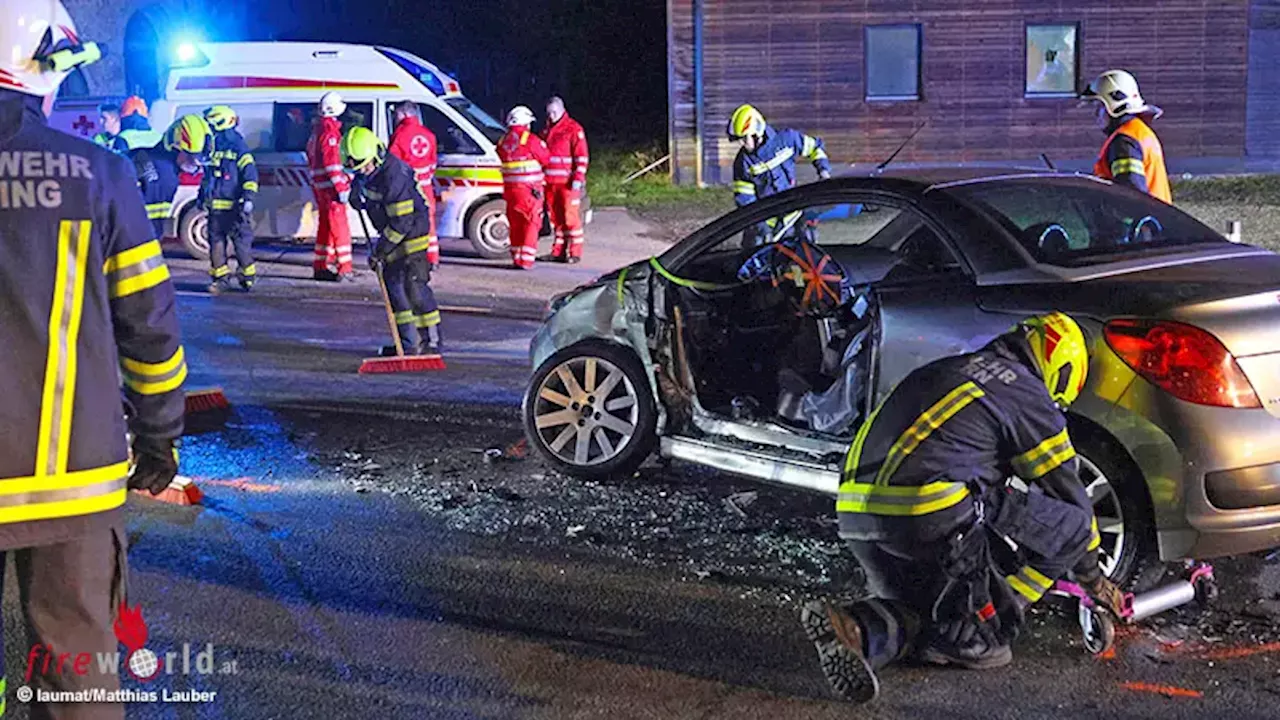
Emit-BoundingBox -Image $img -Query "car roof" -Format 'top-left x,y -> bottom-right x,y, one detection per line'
832,164 -> 1101,190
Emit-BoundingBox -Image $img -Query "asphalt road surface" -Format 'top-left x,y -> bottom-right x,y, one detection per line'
5,215 -> 1280,719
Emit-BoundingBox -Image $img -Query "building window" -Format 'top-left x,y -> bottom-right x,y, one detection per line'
865,24 -> 922,100
1025,24 -> 1078,96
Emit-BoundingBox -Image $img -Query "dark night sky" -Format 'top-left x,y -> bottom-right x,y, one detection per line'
243,0 -> 668,146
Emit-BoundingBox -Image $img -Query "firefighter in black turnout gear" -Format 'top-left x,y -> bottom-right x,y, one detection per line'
342,126 -> 443,355
201,105 -> 259,292
0,2 -> 186,715
800,313 -> 1124,704
128,118 -> 190,242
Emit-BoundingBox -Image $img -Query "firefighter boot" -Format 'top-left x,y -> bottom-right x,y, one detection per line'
918,618 -> 1013,670
238,275 -> 255,292
800,601 -> 879,704
208,277 -> 233,295
424,325 -> 442,355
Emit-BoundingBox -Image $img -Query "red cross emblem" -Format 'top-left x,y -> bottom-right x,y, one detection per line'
410,135 -> 430,158
72,115 -> 95,136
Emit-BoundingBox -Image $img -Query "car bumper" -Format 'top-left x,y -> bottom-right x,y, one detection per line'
1106,371 -> 1280,560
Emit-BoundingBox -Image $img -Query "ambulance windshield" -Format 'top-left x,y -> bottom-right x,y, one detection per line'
446,98 -> 505,143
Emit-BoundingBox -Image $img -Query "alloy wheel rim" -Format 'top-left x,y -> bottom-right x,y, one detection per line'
1080,455 -> 1126,578
534,356 -> 639,466
480,212 -> 510,249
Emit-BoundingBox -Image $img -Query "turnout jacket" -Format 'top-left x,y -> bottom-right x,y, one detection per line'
129,144 -> 180,241
838,335 -> 1100,570
0,91 -> 186,548
1095,114 -> 1171,203
359,154 -> 433,262
732,125 -> 829,206
200,128 -> 258,212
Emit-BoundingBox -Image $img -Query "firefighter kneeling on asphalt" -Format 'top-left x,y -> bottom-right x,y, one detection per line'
801,312 -> 1125,704
342,127 -> 443,355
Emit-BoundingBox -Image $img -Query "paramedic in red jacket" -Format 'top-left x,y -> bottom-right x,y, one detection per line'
498,106 -> 550,270
540,96 -> 589,263
388,100 -> 440,267
306,91 -> 354,281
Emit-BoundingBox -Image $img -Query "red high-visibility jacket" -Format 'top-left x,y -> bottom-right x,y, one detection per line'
498,127 -> 550,187
388,116 -> 438,200
306,116 -> 350,201
540,114 -> 588,188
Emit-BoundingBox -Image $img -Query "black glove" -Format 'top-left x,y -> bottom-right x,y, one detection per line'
129,435 -> 179,495
350,192 -> 366,211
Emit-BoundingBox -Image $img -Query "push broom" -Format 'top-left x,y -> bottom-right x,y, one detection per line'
355,209 -> 446,374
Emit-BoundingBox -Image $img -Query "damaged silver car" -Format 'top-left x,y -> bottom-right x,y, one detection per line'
523,169 -> 1280,584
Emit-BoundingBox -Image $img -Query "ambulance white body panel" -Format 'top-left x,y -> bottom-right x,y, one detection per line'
51,42 -> 531,260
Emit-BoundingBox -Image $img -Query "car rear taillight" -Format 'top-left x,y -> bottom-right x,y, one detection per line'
1104,319 -> 1261,408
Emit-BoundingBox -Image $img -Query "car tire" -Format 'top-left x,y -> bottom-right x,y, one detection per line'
177,204 -> 210,261
1072,434 -> 1160,589
523,341 -> 658,480
467,199 -> 510,259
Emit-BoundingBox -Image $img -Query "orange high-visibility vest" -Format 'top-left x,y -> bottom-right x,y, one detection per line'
1094,118 -> 1171,203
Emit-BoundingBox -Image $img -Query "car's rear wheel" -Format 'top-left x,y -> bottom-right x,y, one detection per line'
178,204 -> 210,261
523,341 -> 657,480
1074,438 -> 1158,588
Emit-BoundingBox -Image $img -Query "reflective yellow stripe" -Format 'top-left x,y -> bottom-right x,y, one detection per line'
748,147 -> 795,175
398,235 -> 432,257
145,202 -> 171,219
1006,565 -> 1053,603
210,265 -> 231,279
1110,158 -> 1144,176
112,265 -> 169,299
384,227 -> 406,244
502,160 -> 541,171
393,310 -> 415,324
103,238 -> 161,274
1087,516 -> 1101,551
843,401 -> 886,477
242,181 -> 259,193
1011,428 -> 1075,479
414,311 -> 441,328
388,199 -> 415,217
237,153 -> 255,169
211,199 -> 236,210
105,239 -> 170,299
37,220 -> 91,477
616,266 -> 630,305
836,480 -> 971,516
875,382 -> 985,486
733,181 -> 756,195
241,263 -> 258,277
435,167 -> 503,182
121,346 -> 188,396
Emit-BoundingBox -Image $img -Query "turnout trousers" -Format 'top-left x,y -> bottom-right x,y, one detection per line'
382,250 -> 440,351
208,210 -> 257,282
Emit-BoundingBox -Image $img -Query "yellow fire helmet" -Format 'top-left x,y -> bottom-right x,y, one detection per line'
341,126 -> 384,172
727,104 -> 765,139
163,114 -> 214,162
204,105 -> 238,131
1020,312 -> 1089,408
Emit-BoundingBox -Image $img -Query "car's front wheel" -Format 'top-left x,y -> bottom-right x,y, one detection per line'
523,341 -> 657,480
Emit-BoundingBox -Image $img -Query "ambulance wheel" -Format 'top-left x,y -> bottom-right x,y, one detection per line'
178,205 -> 211,261
467,199 -> 510,259
1083,608 -> 1116,656
523,340 -> 657,481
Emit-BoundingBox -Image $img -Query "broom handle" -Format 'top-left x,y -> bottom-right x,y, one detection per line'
358,208 -> 404,357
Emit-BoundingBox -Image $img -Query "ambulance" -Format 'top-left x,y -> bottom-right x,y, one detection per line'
50,41 -> 586,260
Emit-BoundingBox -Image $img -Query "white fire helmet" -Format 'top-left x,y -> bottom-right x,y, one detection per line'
1,0 -> 103,97
319,91 -> 347,118
1080,70 -> 1160,119
505,105 -> 535,128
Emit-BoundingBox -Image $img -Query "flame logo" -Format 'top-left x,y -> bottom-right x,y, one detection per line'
113,601 -> 148,651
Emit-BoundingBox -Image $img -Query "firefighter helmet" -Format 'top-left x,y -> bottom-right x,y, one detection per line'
0,0 -> 103,97
319,91 -> 346,118
341,126 -> 384,172
1019,312 -> 1089,408
204,105 -> 237,131
120,95 -> 149,118
505,105 -> 535,128
727,104 -> 766,139
163,114 -> 213,163
1080,70 -> 1158,119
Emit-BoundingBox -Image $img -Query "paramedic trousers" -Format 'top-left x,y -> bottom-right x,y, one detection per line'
842,485 -> 1096,669
1,523 -> 129,720
313,195 -> 353,275
546,184 -> 584,259
383,251 -> 440,352
504,184 -> 543,269
208,210 -> 257,281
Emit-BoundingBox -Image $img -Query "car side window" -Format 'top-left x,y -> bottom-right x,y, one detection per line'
177,102 -> 274,151
418,106 -> 483,156
272,102 -> 373,152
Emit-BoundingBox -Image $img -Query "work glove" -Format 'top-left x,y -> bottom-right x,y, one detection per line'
349,191 -> 366,211
128,435 -> 179,495
241,199 -> 254,216
339,190 -> 351,205
570,180 -> 584,192
1083,575 -> 1126,618
367,239 -> 384,271
818,169 -> 832,180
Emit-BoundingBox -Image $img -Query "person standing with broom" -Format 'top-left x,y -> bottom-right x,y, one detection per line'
342,126 -> 443,358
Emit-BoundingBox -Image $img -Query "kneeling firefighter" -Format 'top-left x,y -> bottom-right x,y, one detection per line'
342,126 -> 443,355
801,312 -> 1125,703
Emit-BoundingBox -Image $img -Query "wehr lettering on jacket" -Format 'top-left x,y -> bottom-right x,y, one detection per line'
961,354 -> 1019,386
0,151 -> 93,209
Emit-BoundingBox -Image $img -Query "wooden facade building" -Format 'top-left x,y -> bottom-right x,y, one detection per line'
667,0 -> 1280,185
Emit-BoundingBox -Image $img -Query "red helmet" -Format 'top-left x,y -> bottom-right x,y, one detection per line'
120,96 -> 149,119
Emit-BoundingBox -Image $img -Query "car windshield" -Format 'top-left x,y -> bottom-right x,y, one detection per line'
446,98 -> 505,144
940,178 -> 1226,266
